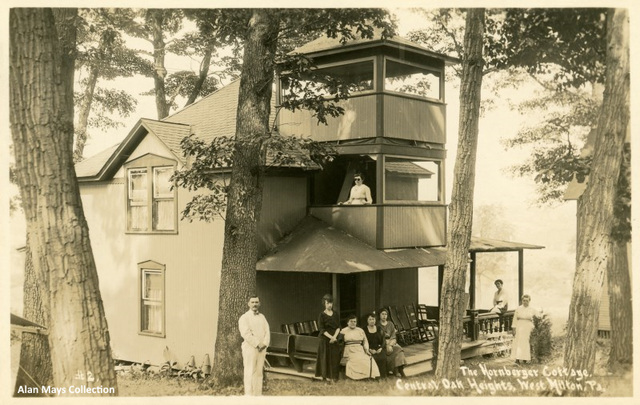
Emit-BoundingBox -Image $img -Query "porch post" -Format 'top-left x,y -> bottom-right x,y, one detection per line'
332,273 -> 338,307
518,249 -> 524,303
469,252 -> 477,309
437,265 -> 444,306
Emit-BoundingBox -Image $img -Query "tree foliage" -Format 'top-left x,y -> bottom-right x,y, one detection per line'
184,8 -> 394,388
173,134 -> 336,222
495,8 -> 607,90
176,8 -> 395,221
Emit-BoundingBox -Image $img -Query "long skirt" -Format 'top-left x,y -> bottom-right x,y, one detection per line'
386,344 -> 407,371
511,319 -> 534,361
342,345 -> 380,380
315,338 -> 341,380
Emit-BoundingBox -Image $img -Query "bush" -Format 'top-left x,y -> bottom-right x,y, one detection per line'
530,311 -> 553,361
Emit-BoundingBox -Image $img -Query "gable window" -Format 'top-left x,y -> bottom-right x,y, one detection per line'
125,154 -> 177,233
139,261 -> 165,337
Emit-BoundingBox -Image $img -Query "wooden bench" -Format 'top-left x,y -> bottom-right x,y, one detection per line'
266,332 -> 295,367
291,335 -> 320,372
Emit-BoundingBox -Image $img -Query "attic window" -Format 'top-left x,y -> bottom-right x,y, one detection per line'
126,159 -> 177,233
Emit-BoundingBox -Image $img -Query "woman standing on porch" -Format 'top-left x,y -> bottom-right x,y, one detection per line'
378,308 -> 407,377
315,294 -> 341,382
511,294 -> 538,364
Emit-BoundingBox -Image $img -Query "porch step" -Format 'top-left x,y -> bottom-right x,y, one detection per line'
266,365 -> 318,381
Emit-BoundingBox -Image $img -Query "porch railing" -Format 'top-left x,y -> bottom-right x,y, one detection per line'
463,310 -> 515,341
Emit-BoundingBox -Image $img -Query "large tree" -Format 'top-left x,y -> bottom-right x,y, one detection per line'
563,8 -> 629,375
10,8 -> 117,395
187,9 -> 393,387
413,8 -> 632,369
435,8 -> 485,380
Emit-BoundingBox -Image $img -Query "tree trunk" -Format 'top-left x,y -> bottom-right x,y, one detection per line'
10,8 -> 118,395
74,65 -> 99,162
149,10 -> 170,119
564,8 -> 629,376
185,47 -> 213,107
14,237 -> 53,396
211,10 -> 280,388
607,240 -> 632,368
435,8 -> 484,380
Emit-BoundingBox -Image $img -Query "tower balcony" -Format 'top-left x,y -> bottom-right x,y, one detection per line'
310,203 -> 446,249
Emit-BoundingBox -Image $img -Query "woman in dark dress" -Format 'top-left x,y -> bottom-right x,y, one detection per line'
315,294 -> 341,382
364,313 -> 387,378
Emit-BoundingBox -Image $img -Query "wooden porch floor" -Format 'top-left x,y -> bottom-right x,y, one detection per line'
266,332 -> 513,380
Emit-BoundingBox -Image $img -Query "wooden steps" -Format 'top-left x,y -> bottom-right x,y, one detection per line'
266,334 -> 513,380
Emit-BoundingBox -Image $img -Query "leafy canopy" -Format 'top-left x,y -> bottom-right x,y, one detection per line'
173,9 -> 395,222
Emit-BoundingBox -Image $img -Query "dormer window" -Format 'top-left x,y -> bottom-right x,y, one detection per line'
125,154 -> 177,233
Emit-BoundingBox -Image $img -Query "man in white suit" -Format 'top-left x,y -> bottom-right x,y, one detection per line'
238,295 -> 270,395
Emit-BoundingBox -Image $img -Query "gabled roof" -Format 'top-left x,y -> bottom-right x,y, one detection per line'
291,29 -> 460,65
75,143 -> 120,178
76,119 -> 190,181
77,79 -> 282,181
163,80 -> 241,144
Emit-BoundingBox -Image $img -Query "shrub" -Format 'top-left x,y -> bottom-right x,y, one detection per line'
530,311 -> 553,361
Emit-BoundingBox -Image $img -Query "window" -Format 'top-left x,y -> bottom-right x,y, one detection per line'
153,167 -> 175,231
126,158 -> 176,233
281,59 -> 375,100
385,59 -> 441,100
139,261 -> 165,336
384,157 -> 441,202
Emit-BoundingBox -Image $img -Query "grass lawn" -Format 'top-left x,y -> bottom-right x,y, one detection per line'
117,336 -> 632,397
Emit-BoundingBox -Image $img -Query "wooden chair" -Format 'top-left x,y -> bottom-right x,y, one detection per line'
281,323 -> 298,334
417,304 -> 438,341
405,303 -> 428,343
388,305 -> 413,345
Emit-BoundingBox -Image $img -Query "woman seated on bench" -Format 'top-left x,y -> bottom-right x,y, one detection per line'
340,314 -> 380,380
378,308 -> 407,378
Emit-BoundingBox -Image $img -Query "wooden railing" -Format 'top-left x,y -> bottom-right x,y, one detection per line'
463,310 -> 515,341
309,204 -> 446,249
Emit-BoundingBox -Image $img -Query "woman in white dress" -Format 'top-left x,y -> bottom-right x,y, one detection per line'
340,314 -> 380,380
341,173 -> 372,205
511,294 -> 538,364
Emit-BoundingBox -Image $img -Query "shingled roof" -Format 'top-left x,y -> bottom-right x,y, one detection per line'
76,79 -> 280,181
292,28 -> 459,65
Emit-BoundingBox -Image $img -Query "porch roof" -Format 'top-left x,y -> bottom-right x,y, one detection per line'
257,216 -> 545,274
469,237 -> 544,252
257,216 -> 447,274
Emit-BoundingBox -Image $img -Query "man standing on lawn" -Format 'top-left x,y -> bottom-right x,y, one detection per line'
238,295 -> 270,395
